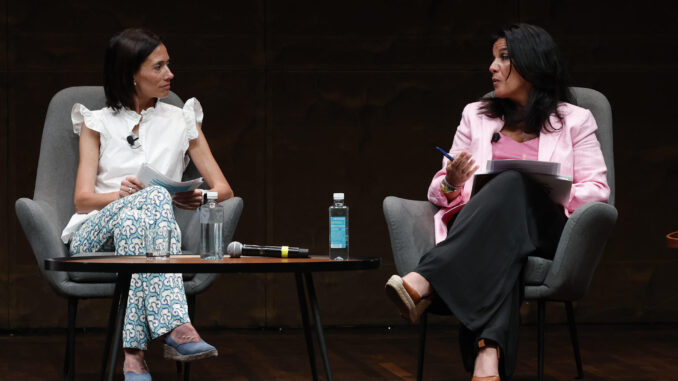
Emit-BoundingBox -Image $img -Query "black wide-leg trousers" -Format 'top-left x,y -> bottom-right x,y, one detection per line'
415,170 -> 567,378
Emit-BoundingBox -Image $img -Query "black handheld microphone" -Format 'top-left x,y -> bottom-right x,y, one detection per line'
227,241 -> 310,258
127,135 -> 140,148
491,132 -> 501,143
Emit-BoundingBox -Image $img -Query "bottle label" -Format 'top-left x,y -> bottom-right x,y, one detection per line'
330,216 -> 347,248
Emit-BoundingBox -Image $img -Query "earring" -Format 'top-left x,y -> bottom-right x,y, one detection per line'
133,80 -> 137,86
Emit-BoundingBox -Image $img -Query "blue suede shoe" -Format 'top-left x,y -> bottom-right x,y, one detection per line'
163,335 -> 218,362
123,362 -> 151,381
124,371 -> 152,381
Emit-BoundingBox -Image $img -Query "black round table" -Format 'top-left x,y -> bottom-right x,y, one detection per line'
46,254 -> 380,381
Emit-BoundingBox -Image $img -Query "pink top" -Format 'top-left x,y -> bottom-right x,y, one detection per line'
492,132 -> 540,160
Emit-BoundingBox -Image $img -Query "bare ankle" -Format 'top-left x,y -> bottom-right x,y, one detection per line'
123,349 -> 146,372
473,346 -> 499,377
402,272 -> 432,298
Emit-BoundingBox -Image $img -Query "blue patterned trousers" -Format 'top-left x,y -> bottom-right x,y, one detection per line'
70,186 -> 190,350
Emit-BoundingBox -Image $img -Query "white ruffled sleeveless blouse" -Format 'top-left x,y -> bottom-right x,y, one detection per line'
61,98 -> 204,244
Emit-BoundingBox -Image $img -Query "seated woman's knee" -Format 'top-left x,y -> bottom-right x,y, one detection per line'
491,170 -> 527,191
475,170 -> 529,211
144,185 -> 172,203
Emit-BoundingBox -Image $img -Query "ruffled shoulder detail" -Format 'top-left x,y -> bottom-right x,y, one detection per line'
71,103 -> 103,135
182,97 -> 203,141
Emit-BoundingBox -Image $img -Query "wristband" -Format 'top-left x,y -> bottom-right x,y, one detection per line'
441,177 -> 463,193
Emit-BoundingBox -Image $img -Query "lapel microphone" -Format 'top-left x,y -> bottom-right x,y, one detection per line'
127,134 -> 140,148
491,132 -> 501,143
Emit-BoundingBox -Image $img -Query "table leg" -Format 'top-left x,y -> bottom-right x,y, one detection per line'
304,272 -> 333,381
105,272 -> 131,381
100,280 -> 122,380
295,272 -> 318,381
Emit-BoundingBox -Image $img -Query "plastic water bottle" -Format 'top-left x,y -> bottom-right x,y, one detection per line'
200,192 -> 224,259
329,193 -> 349,260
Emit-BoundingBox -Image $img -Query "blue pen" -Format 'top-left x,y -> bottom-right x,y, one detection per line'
435,146 -> 455,162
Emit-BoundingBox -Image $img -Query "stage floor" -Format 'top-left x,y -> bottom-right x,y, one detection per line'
1,324 -> 675,380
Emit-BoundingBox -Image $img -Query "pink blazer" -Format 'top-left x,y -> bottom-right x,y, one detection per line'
428,102 -> 610,244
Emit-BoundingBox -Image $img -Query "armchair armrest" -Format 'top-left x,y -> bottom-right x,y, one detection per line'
383,196 -> 438,275
532,202 -> 618,301
178,196 -> 244,295
220,196 -> 244,247
175,196 -> 244,253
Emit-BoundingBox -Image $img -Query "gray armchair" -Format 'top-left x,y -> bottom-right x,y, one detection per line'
15,86 -> 243,380
383,87 -> 617,381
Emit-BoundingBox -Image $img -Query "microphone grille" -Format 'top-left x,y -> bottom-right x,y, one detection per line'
226,241 -> 243,257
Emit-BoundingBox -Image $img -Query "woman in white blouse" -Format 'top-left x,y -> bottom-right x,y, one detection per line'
62,28 -> 233,380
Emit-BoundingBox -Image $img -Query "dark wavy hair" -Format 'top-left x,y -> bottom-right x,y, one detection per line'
104,28 -> 162,111
479,23 -> 573,134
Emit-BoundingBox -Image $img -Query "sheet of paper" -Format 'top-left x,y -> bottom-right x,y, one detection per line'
472,160 -> 572,204
485,159 -> 560,176
136,163 -> 203,194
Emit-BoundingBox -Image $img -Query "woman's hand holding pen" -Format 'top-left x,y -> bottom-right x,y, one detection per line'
445,151 -> 479,187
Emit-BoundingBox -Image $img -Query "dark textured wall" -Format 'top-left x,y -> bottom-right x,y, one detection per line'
3,1 -> 678,330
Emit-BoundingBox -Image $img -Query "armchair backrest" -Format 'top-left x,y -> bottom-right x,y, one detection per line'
570,87 -> 615,205
34,86 -> 186,229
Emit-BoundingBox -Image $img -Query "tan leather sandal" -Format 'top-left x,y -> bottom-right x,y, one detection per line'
471,376 -> 500,381
384,275 -> 432,323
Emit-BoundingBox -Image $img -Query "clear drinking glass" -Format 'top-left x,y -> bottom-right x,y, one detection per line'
145,227 -> 172,260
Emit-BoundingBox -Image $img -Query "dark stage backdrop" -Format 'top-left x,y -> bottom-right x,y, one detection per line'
2,1 -> 677,329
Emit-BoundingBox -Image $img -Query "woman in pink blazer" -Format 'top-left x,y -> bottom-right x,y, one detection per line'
385,24 -> 609,381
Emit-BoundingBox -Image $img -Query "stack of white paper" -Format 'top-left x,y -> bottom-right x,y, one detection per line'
485,159 -> 560,176
472,160 -> 572,204
136,163 -> 203,194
